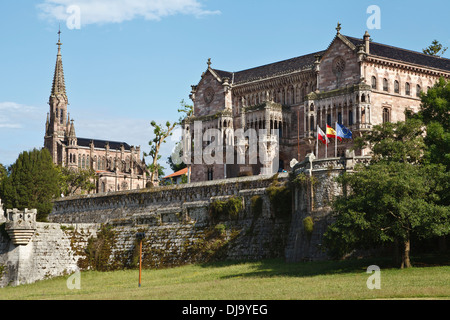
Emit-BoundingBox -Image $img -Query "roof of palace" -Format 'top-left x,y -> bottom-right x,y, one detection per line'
210,34 -> 450,86
75,138 -> 133,151
213,51 -> 325,85
345,35 -> 450,72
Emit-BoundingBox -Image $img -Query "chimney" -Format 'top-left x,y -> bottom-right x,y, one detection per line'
364,31 -> 370,54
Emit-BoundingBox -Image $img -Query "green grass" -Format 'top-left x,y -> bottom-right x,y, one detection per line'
1,258 -> 449,300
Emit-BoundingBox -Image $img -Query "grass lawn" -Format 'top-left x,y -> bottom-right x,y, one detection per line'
1,257 -> 449,300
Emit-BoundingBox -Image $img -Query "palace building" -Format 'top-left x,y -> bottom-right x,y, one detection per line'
44,32 -> 149,193
185,25 -> 450,183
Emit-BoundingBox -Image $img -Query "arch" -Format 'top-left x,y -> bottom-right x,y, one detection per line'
371,76 -> 377,89
405,82 -> 411,96
394,80 -> 400,93
383,107 -> 390,123
383,78 -> 389,92
416,84 -> 422,97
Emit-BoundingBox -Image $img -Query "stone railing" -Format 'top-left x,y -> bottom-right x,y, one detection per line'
50,173 -> 289,223
292,150 -> 371,175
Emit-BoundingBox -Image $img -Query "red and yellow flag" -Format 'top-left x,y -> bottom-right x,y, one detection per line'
326,125 -> 342,141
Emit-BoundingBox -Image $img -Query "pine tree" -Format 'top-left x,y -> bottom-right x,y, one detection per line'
3,148 -> 60,221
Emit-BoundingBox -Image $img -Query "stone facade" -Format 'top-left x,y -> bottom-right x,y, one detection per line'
44,34 -> 149,194
185,26 -> 450,182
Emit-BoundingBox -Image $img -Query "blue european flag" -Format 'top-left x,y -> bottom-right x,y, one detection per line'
336,123 -> 352,139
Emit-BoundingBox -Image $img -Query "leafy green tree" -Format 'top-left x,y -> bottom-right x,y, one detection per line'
147,100 -> 193,183
58,166 -> 97,196
1,148 -> 60,221
323,119 -> 450,268
167,100 -> 194,174
0,164 -> 7,181
177,99 -> 194,123
324,161 -> 449,268
0,163 -> 10,205
167,141 -> 187,173
144,121 -> 176,184
416,77 -> 450,170
353,118 -> 425,164
423,40 -> 448,57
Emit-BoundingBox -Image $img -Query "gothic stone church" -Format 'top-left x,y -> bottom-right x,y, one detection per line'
44,36 -> 149,194
186,26 -> 450,183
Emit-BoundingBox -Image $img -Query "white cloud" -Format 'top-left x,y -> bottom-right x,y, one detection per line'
0,102 -> 47,166
0,102 -> 43,129
37,0 -> 220,26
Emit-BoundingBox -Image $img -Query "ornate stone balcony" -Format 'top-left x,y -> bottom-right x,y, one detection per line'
5,208 -> 37,245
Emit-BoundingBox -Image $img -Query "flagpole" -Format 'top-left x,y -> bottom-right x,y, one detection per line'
335,122 -> 337,158
325,132 -> 327,159
316,125 -> 319,159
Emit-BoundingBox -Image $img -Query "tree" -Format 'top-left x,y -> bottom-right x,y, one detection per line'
167,141 -> 187,173
144,121 -> 177,185
353,117 -> 425,165
58,166 -> 97,196
147,100 -> 194,183
416,77 -> 450,170
167,100 -> 194,174
1,148 -> 60,221
422,40 -> 448,57
177,99 -> 194,123
323,119 -> 450,268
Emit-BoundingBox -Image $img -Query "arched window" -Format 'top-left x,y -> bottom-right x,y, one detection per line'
405,82 -> 411,96
101,182 -> 106,193
327,114 -> 332,126
86,155 -> 90,169
348,110 -> 353,126
383,78 -> 389,92
338,112 -> 342,125
394,80 -> 400,94
78,155 -> 81,168
416,84 -> 421,97
382,108 -> 390,123
82,155 -> 86,169
371,76 -> 377,89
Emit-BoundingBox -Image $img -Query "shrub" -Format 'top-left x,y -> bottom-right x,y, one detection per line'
266,181 -> 292,219
210,196 -> 243,221
214,223 -> 227,236
251,195 -> 263,218
303,216 -> 314,238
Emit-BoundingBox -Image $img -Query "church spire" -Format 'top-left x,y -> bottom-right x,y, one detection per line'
51,26 -> 67,98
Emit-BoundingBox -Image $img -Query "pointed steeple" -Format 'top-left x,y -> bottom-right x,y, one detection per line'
51,26 -> 67,98
45,27 -> 70,164
69,119 -> 76,138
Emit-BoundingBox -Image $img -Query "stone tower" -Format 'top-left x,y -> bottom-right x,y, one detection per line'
44,29 -> 70,165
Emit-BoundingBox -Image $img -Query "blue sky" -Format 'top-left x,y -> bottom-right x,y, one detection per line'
1,0 -> 449,171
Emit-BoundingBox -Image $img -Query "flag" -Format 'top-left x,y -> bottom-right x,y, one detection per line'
336,123 -> 353,139
317,126 -> 329,145
326,124 -> 342,141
